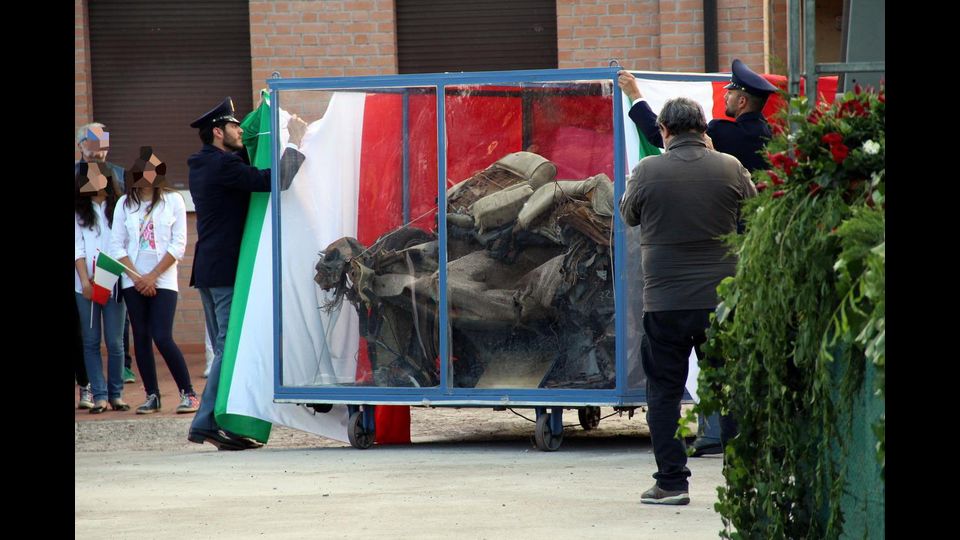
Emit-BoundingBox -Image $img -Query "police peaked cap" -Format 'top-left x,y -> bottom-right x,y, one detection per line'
724,58 -> 778,97
190,97 -> 241,129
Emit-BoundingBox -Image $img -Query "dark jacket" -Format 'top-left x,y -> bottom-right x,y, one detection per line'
619,133 -> 756,311
187,144 -> 271,288
628,100 -> 772,171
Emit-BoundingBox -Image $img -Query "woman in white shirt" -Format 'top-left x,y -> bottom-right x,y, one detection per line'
109,148 -> 199,414
75,162 -> 129,413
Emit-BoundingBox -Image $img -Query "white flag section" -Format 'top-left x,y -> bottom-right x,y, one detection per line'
223,93 -> 369,441
620,75 -> 719,402
622,76 -> 717,174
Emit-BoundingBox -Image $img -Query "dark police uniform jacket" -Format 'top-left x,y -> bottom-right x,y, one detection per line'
628,101 -> 772,172
187,144 -> 303,288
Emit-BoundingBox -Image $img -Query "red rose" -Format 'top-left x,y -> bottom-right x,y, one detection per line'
854,83 -> 862,95
807,109 -> 822,123
755,181 -> 768,191
769,172 -> 784,186
769,152 -> 798,175
821,132 -> 843,146
830,143 -> 849,163
772,190 -> 786,199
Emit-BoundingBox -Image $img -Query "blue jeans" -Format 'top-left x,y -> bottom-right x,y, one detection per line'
75,293 -> 126,402
698,412 -> 722,443
192,286 -> 234,432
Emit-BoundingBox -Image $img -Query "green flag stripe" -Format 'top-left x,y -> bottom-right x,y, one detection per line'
213,93 -> 273,442
95,252 -> 126,275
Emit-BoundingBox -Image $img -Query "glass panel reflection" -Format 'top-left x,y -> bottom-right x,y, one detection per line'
442,80 -> 617,390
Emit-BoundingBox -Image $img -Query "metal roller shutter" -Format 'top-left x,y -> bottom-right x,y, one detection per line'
396,0 -> 558,74
88,0 -> 252,189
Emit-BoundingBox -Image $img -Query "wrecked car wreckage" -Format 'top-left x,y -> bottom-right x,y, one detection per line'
314,151 -> 617,390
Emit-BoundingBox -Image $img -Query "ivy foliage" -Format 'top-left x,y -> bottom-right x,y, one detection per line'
686,86 -> 885,539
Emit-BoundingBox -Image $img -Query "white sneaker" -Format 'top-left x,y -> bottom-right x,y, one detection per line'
78,385 -> 94,409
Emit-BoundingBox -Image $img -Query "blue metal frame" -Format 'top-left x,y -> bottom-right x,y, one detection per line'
267,67 -> 724,407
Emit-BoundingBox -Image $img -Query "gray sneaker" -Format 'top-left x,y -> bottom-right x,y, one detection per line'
136,394 -> 161,414
176,391 -> 200,414
640,484 -> 690,505
78,385 -> 94,409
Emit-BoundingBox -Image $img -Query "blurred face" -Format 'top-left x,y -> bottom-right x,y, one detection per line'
79,138 -> 109,163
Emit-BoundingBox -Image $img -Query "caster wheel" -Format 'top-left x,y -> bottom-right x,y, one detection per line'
578,406 -> 601,430
347,411 -> 374,449
534,413 -> 563,451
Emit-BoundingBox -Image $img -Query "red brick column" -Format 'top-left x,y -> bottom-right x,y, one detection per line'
75,0 -> 93,160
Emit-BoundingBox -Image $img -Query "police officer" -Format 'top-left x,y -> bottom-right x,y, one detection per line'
618,58 -> 778,172
617,59 -> 776,457
185,97 -> 307,451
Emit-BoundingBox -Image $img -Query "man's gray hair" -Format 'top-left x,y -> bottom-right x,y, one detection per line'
76,122 -> 106,145
657,97 -> 707,134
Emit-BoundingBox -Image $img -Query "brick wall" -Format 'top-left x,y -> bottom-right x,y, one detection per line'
75,0 -> 92,159
716,0 -> 766,73
769,0 -> 788,74
557,0 -> 662,70
248,0 -> 398,121
557,0 -> 769,74
174,212 -> 206,352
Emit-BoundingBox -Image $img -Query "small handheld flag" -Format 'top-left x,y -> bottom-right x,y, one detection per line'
91,252 -> 127,305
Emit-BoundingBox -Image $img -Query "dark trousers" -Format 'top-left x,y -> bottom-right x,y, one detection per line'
123,316 -> 133,369
641,309 -> 737,491
123,288 -> 193,398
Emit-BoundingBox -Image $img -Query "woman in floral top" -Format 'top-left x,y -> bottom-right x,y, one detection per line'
109,147 -> 199,414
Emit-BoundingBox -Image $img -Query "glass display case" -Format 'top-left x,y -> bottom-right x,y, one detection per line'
267,68 -> 683,449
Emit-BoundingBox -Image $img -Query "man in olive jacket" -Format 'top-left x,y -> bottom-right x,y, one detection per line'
619,97 -> 756,505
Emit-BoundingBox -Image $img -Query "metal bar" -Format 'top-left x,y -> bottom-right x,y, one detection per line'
815,61 -> 886,74
437,85 -> 450,393
402,91 -> 410,223
279,397 -> 654,406
271,88 -> 284,394
703,0 -> 719,73
363,405 -> 376,432
266,67 -> 624,91
804,0 -> 817,101
275,386 -> 625,401
787,0 -> 802,98
612,76 -> 627,396
521,88 -> 534,150
266,70 -> 728,95
550,407 -> 563,435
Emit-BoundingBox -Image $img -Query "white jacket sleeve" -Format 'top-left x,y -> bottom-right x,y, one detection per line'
166,192 -> 187,260
109,197 -> 130,260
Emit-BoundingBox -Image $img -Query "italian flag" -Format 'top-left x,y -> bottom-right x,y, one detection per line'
91,251 -> 125,305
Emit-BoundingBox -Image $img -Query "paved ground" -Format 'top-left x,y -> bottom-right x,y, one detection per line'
76,352 -> 728,539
